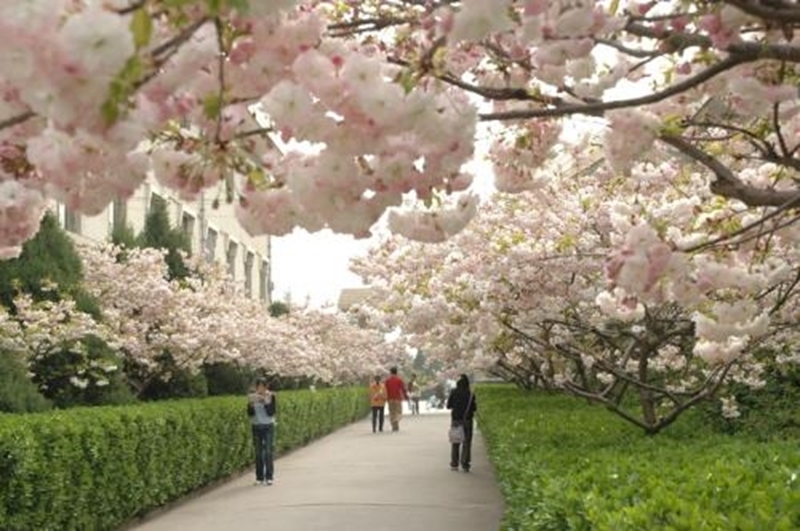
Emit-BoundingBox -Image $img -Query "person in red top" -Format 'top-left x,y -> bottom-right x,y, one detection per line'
384,366 -> 408,432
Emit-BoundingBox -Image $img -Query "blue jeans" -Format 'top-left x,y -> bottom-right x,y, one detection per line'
252,424 -> 275,481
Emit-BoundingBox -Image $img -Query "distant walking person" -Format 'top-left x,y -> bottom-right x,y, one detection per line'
384,367 -> 408,432
246,377 -> 277,485
369,375 -> 387,433
407,373 -> 421,415
447,374 -> 477,472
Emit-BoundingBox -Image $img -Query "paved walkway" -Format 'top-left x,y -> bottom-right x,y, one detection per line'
128,408 -> 505,531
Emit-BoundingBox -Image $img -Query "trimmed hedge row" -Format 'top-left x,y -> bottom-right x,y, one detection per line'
477,385 -> 800,531
0,387 -> 368,531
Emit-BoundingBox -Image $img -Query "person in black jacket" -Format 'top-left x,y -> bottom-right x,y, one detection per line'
246,377 -> 277,485
446,374 -> 477,472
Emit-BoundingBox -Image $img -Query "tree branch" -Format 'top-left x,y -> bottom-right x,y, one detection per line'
479,55 -> 746,121
724,0 -> 800,23
596,38 -> 660,58
562,381 -> 652,432
0,111 -> 36,132
151,16 -> 210,60
115,1 -> 146,15
327,16 -> 413,37
660,134 -> 800,207
213,16 -> 227,144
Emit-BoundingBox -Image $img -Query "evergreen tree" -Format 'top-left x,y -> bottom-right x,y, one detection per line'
136,196 -> 191,280
0,212 -> 85,310
110,223 -> 137,249
0,351 -> 51,413
0,212 -> 132,408
269,301 -> 290,317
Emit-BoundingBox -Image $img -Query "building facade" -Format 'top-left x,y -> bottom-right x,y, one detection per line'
55,178 -> 273,306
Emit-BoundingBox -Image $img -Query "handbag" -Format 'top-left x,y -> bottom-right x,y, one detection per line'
448,424 -> 465,444
448,392 -> 473,444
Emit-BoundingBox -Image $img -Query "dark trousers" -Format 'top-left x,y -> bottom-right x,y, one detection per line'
371,406 -> 385,432
450,420 -> 473,470
252,424 -> 275,481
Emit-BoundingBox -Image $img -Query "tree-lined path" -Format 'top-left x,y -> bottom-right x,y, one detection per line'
127,410 -> 504,531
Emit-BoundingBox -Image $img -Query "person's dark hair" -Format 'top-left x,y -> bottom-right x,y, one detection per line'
255,377 -> 268,387
456,374 -> 470,391
373,375 -> 381,383
390,367 -> 398,375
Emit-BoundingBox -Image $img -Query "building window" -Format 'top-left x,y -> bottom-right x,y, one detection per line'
181,212 -> 195,249
226,240 -> 238,280
111,197 -> 127,233
205,228 -> 217,262
260,260 -> 269,302
244,251 -> 254,298
63,206 -> 81,233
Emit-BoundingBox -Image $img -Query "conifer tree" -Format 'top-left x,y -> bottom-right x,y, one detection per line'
136,196 -> 191,280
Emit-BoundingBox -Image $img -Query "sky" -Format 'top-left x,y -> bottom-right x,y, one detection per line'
270,229 -> 374,308
268,123 -> 497,309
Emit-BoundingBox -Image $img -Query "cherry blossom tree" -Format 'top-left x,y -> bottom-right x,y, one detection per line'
0,290 -> 119,399
79,243 -> 396,392
2,0 -> 800,422
352,137 -> 800,433
1,0 -> 799,257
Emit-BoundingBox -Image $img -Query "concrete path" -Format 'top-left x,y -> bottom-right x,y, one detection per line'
128,408 -> 505,531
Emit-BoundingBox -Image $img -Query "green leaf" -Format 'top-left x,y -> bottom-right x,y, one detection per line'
130,8 -> 153,51
397,70 -> 417,94
203,94 -> 222,120
101,100 -> 120,125
228,0 -> 250,11
101,57 -> 144,126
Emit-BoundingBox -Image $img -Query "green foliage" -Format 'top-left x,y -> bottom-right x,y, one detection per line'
136,197 -> 191,280
137,356 -> 209,401
268,301 -> 290,317
0,387 -> 369,530
0,213 -> 84,310
29,338 -> 134,409
0,353 -> 51,414
130,7 -> 153,50
477,385 -> 800,531
202,362 -> 257,396
110,223 -> 137,249
101,57 -> 144,125
705,365 -> 800,440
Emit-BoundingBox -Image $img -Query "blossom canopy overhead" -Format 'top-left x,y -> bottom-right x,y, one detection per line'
1,0 -> 799,258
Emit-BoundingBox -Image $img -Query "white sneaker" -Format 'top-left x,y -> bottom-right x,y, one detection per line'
265,479 -> 274,486
254,480 -> 264,486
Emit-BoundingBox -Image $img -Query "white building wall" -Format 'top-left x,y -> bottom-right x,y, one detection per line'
55,177 -> 272,305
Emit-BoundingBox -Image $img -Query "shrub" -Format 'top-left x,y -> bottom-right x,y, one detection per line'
0,353 -> 51,414
712,365 -> 800,440
28,338 -> 134,409
203,362 -> 257,396
478,385 -> 800,531
0,387 -> 368,530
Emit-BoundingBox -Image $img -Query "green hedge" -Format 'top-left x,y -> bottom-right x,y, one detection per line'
0,387 -> 368,530
477,385 -> 800,531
